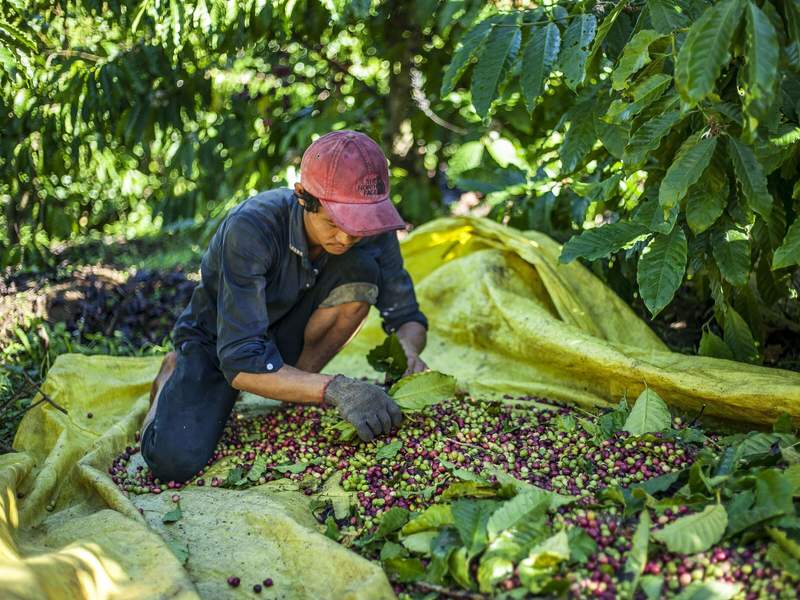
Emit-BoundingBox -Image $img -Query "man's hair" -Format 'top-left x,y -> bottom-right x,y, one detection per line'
295,188 -> 321,213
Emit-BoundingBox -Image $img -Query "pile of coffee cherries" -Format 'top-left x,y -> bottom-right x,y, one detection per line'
110,396 -> 797,598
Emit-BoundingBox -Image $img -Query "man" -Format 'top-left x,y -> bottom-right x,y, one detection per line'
141,130 -> 429,483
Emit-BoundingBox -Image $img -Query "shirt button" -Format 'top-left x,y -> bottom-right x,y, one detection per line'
266,362 -> 274,370
306,283 -> 311,288
313,268 -> 319,275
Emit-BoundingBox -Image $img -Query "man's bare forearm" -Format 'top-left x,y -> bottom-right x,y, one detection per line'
231,366 -> 333,404
397,321 -> 427,355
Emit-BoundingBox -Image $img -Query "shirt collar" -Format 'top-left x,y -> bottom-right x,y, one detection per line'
288,194 -> 312,268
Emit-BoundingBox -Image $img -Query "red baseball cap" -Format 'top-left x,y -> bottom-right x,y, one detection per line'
300,130 -> 405,237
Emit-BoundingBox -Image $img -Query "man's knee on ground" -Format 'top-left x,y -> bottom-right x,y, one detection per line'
141,434 -> 209,483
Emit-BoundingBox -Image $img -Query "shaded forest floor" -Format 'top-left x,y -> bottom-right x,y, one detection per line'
2,227 -> 799,451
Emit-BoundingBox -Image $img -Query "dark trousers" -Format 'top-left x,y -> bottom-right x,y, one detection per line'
141,248 -> 378,483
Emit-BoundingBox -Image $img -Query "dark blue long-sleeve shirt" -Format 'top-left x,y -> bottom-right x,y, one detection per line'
172,188 -> 427,384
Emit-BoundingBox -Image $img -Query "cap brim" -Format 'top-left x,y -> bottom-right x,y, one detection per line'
321,197 -> 406,237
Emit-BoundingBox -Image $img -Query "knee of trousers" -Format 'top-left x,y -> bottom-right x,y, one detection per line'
141,428 -> 212,483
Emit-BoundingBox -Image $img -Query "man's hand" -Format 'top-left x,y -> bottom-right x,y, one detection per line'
403,352 -> 428,376
396,321 -> 428,377
324,375 -> 403,442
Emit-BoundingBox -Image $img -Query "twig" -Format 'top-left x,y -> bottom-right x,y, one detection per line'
45,49 -> 102,67
0,376 -> 36,413
445,437 -> 502,456
688,404 -> 706,428
410,68 -> 467,134
21,372 -> 68,415
409,581 -> 489,600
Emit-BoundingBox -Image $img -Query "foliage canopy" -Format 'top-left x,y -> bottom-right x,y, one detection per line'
2,0 -> 799,364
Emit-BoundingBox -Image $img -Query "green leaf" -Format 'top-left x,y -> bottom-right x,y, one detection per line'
772,220 -> 800,270
518,530 -> 571,592
647,0 -> 690,33
331,420 -> 357,442
375,507 -> 412,539
471,15 -> 521,117
380,540 -> 407,561
481,466 -> 577,507
766,544 -> 800,579
486,492 -> 549,540
441,17 -> 498,96
712,228 -> 751,287
222,467 -> 244,487
786,0 -> 800,70
389,371 -> 456,411
612,30 -> 666,90
727,137 -> 773,219
599,399 -> 630,438
452,499 -> 499,557
737,432 -> 795,460
402,504 -> 454,535
527,530 -> 571,565
367,334 -> 408,380
623,388 -> 672,436
567,527 -> 597,563
317,471 -> 353,520
674,0 -> 745,105
624,110 -> 682,167
555,414 -> 577,433
520,23 -> 560,113
484,516 -> 548,564
439,459 -> 488,483
632,196 -> 678,235
743,2 -> 779,131
723,305 -> 759,363
401,530 -> 438,555
640,575 -> 664,599
272,462 -> 309,474
686,162 -> 728,235
558,14 -> 597,90
383,557 -> 426,582
585,0 -> 627,78
727,470 -> 794,535
672,580 -> 741,600
162,504 -> 183,524
637,226 -> 688,316
449,546 -> 473,589
560,222 -> 649,263
247,454 -> 269,481
659,135 -> 718,213
477,555 -> 514,593
652,504 -> 728,554
774,413 -> 795,434
606,74 -> 673,123
595,118 -> 629,159
559,99 -> 596,173
441,481 -> 499,500
427,527 -> 460,584
625,511 -> 651,598
376,439 -> 402,461
767,527 -> 800,562
324,515 -> 341,541
698,328 -> 734,360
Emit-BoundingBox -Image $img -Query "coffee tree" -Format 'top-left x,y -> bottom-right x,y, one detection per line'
2,0 -> 799,364
441,0 -> 800,363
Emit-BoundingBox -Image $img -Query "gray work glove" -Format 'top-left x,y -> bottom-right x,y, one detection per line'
324,375 -> 403,442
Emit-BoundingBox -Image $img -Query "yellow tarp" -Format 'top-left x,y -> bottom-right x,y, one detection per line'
2,216 -> 800,599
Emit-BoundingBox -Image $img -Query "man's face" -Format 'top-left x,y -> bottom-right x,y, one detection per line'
302,200 -> 362,255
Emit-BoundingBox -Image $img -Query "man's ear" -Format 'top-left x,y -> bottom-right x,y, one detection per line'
294,182 -> 305,207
